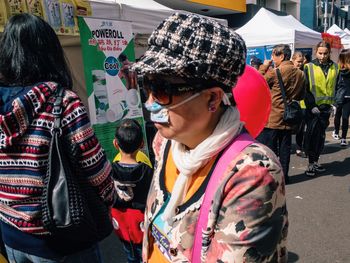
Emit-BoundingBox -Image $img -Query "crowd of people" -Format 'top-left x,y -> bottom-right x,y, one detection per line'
0,10 -> 348,263
255,41 -> 349,180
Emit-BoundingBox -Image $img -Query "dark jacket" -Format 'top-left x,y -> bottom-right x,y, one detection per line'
259,60 -> 306,129
335,69 -> 350,106
303,113 -> 329,155
112,161 -> 153,211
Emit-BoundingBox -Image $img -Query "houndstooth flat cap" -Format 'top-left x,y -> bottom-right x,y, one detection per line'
131,12 -> 247,88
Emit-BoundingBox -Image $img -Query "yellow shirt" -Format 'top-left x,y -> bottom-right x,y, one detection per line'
148,149 -> 217,262
113,150 -> 152,168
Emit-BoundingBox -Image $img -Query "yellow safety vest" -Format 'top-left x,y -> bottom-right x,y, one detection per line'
300,62 -> 338,108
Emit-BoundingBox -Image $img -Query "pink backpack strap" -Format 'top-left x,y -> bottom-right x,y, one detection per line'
191,133 -> 254,263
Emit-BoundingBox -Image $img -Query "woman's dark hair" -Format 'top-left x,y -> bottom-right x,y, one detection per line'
115,119 -> 143,154
316,41 -> 331,51
0,13 -> 72,88
338,48 -> 350,69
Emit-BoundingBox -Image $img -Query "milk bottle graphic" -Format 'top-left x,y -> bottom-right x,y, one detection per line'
92,70 -> 108,124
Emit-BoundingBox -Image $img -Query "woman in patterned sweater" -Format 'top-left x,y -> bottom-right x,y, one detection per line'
0,14 -> 115,262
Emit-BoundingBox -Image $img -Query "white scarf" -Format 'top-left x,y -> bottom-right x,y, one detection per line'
162,106 -> 242,225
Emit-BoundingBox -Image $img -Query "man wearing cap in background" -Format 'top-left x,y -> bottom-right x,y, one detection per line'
131,12 -> 288,263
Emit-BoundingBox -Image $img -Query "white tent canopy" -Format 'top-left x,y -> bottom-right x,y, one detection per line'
236,8 -> 322,48
61,0 -> 227,108
90,0 -> 175,35
327,24 -> 350,49
88,0 -> 227,35
60,0 -> 176,47
61,0 -> 178,106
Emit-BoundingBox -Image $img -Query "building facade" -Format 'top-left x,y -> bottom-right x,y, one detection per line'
155,0 -> 300,29
154,0 -> 349,31
301,0 -> 348,32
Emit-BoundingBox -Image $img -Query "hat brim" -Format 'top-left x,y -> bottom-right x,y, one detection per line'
131,45 -> 195,77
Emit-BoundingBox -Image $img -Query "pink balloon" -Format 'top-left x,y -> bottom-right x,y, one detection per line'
233,65 -> 271,138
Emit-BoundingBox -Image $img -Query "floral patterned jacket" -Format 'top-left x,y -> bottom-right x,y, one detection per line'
142,132 -> 288,263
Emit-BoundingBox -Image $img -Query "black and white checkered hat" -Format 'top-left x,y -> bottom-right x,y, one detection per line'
131,12 -> 246,88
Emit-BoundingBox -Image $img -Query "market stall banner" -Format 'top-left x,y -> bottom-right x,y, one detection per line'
246,45 -> 274,66
0,0 -> 91,35
78,16 -> 148,161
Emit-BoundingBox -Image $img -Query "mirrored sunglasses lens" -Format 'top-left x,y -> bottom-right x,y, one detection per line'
143,79 -> 171,105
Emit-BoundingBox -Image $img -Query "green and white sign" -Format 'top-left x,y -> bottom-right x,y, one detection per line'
78,17 -> 148,161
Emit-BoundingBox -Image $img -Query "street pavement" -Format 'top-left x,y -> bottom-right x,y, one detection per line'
286,120 -> 350,263
100,118 -> 350,262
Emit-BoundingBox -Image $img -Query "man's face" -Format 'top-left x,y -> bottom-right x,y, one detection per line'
316,47 -> 330,64
272,51 -> 284,67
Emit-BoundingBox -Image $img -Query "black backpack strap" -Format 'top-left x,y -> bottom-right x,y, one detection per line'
276,68 -> 288,108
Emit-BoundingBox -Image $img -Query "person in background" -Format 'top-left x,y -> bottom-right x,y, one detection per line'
111,119 -> 153,263
119,53 -> 137,90
332,105 -> 342,141
292,51 -> 305,70
303,41 -> 339,177
292,51 -> 308,158
131,12 -> 288,262
334,48 -> 350,147
304,53 -> 311,65
258,44 -> 305,184
0,14 -> 115,262
250,56 -> 263,70
332,51 -> 345,143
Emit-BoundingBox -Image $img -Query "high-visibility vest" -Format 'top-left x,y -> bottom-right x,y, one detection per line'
300,62 -> 338,108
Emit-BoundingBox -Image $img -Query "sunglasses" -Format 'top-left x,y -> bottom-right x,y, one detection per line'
142,77 -> 199,106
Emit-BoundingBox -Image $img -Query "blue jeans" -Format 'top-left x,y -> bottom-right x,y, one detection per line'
5,244 -> 102,263
121,240 -> 142,263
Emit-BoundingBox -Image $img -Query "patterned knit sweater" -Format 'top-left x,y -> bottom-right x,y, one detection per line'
0,82 -> 115,235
